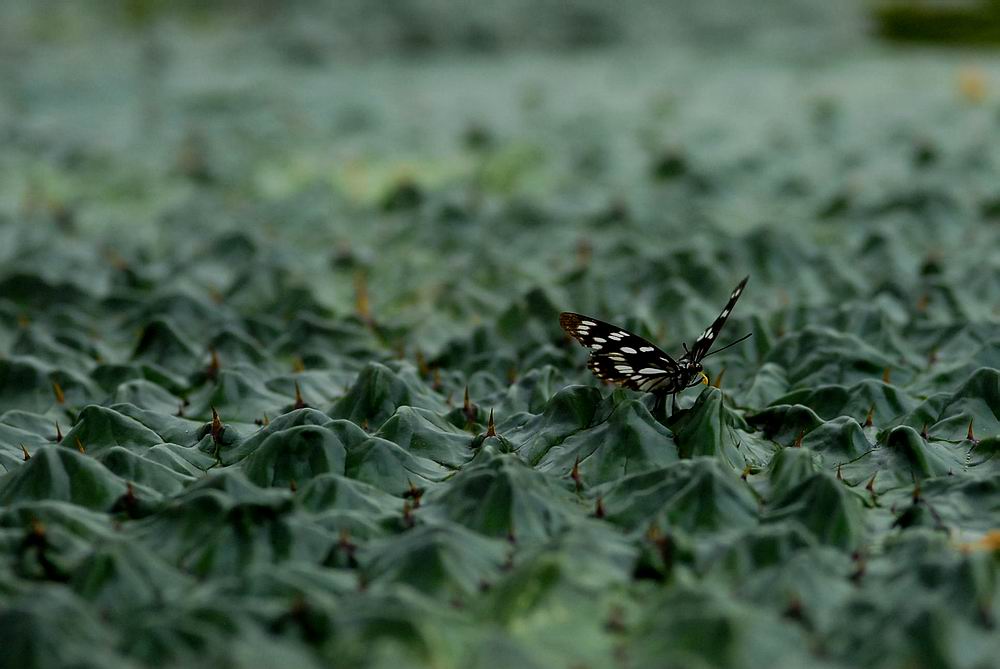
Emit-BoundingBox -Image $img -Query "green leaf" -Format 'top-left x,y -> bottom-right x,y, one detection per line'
243,425 -> 347,488
0,446 -> 128,510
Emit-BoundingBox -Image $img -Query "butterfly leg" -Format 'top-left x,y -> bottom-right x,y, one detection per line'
670,392 -> 679,415
650,393 -> 665,420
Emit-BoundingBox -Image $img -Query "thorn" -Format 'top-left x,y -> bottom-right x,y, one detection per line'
463,387 -> 476,424
920,423 -> 929,440
262,414 -> 270,427
360,418 -> 369,432
485,409 -> 496,437
792,429 -> 805,448
20,444 -> 30,461
912,479 -> 922,503
866,472 -> 877,493
967,417 -> 977,443
836,463 -> 843,481
416,350 -> 429,376
338,528 -> 355,551
576,238 -> 592,267
290,479 -> 297,492
354,269 -> 372,325
571,457 -> 582,492
211,407 -> 224,445
863,404 -> 874,428
206,348 -> 220,381
645,523 -> 662,542
882,367 -> 891,384
293,382 -> 307,410
594,496 -> 605,519
916,292 -> 930,313
403,479 -> 424,508
402,500 -> 414,528
51,380 -> 65,405
740,464 -> 751,480
783,597 -> 804,623
431,368 -> 442,392
711,366 -> 726,388
850,551 -> 866,584
54,421 -> 62,443
75,437 -> 86,454
175,402 -> 185,417
292,356 -> 306,373
604,606 -> 627,634
507,366 -> 518,384
957,66 -> 987,103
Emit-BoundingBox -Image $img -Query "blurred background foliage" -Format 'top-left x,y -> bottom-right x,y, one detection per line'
0,2 -> 999,668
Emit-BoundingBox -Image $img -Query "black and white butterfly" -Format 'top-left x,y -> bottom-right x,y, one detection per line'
560,276 -> 750,405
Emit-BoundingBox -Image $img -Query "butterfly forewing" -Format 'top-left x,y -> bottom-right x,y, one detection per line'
559,312 -> 680,392
684,276 -> 749,362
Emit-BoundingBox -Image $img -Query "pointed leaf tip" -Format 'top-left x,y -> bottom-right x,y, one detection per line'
54,421 -> 62,443
207,347 -> 221,379
51,380 -> 65,404
75,437 -> 86,454
485,409 -> 496,437
354,269 -> 372,324
967,417 -> 976,442
293,381 -> 307,410
594,496 -> 605,518
211,407 -> 224,444
863,404 -> 874,428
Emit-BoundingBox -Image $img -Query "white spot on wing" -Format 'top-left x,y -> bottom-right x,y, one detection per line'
720,309 -> 729,318
639,367 -> 664,375
581,320 -> 596,326
620,346 -> 637,354
640,346 -> 654,352
593,337 -> 606,343
591,344 -> 602,350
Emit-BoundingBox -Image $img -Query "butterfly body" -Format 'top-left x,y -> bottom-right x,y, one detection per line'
560,276 -> 749,399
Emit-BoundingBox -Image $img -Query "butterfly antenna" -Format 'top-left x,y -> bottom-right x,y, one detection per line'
682,342 -> 690,355
702,332 -> 753,358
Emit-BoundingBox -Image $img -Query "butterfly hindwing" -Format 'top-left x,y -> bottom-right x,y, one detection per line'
684,276 -> 749,362
559,312 -> 680,392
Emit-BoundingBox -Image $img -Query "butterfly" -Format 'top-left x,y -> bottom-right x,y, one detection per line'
560,276 -> 750,403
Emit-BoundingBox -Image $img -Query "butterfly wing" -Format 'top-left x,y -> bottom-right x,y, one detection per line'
559,312 -> 681,392
684,276 -> 749,362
